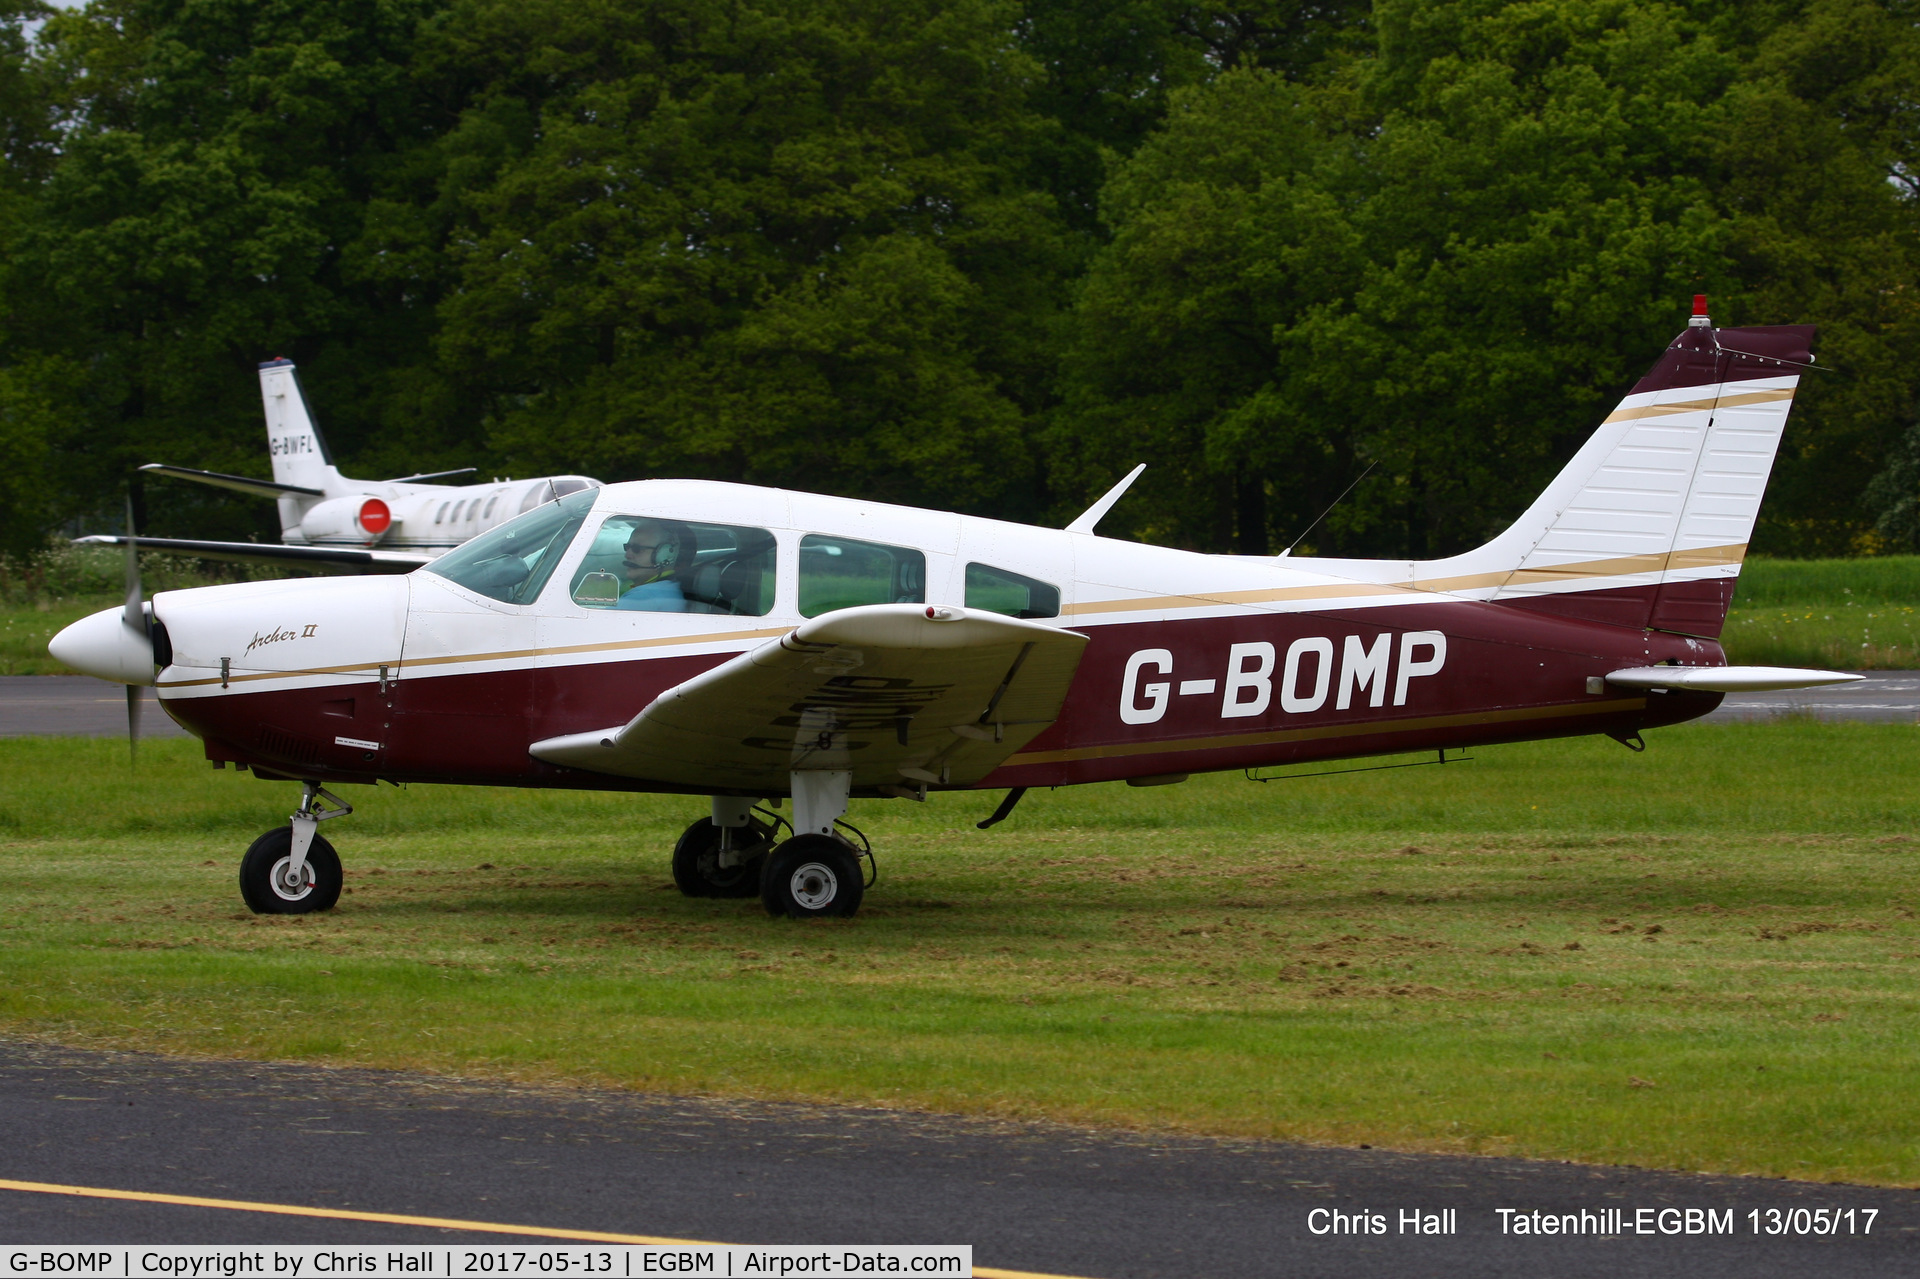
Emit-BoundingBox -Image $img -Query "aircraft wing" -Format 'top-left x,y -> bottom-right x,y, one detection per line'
74,535 -> 432,574
139,463 -> 324,499
530,604 -> 1089,792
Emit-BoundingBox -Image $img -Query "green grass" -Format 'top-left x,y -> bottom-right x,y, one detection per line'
4,724 -> 1920,1184
1721,557 -> 1920,669
1733,556 -> 1920,607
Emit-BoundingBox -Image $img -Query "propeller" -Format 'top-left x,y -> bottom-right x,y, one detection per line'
122,495 -> 147,762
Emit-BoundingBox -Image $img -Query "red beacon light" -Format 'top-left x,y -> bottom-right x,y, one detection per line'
1689,294 -> 1711,328
357,498 -> 392,538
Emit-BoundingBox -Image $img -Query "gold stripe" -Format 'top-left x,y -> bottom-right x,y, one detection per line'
1061,545 -> 1747,619
0,1178 -> 1100,1279
0,1177 -> 713,1244
1602,387 -> 1793,424
1062,581 -> 1407,618
157,537 -> 1749,687
1002,697 -> 1646,767
1415,543 -> 1747,595
156,625 -> 792,689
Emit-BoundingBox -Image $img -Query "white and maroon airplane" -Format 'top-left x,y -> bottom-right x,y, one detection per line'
78,357 -> 601,572
51,300 -> 1857,920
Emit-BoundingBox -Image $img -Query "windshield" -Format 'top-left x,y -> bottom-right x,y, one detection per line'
421,488 -> 596,604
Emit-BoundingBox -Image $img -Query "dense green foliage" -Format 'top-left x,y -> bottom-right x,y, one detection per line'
0,0 -> 1916,559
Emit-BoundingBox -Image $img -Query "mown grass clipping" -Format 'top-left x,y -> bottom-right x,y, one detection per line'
2,722 -> 1918,1185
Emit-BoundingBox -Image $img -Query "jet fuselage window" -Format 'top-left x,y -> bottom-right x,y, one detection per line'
570,516 -> 778,616
799,535 -> 926,617
436,502 -> 449,524
965,563 -> 1060,619
483,494 -> 500,519
422,488 -> 596,605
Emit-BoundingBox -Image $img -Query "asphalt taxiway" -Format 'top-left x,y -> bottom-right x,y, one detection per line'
0,677 -> 185,739
0,1041 -> 1913,1277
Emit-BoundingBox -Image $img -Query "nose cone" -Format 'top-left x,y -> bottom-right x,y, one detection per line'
49,606 -> 156,685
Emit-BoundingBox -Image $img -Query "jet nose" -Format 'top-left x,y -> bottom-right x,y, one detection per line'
49,606 -> 157,686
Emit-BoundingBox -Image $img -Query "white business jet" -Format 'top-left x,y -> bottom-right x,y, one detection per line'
78,358 -> 601,573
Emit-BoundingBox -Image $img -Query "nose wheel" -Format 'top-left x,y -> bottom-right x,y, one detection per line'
238,782 -> 351,914
239,826 -> 342,913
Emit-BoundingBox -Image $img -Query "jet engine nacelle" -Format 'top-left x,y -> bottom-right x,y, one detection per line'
299,495 -> 395,547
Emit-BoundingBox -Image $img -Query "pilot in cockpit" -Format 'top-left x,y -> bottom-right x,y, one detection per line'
617,519 -> 691,612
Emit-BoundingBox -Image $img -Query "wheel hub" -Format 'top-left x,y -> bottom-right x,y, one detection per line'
271,856 -> 315,901
789,861 -> 839,910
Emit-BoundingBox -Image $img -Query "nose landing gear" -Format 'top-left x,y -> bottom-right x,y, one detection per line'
239,782 -> 352,914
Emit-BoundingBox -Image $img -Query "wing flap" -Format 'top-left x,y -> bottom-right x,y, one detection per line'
531,604 -> 1088,791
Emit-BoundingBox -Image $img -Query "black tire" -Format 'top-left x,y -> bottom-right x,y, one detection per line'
760,835 -> 864,919
672,817 -> 773,898
239,826 -> 342,915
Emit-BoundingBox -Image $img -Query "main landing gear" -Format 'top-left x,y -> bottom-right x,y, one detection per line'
677,772 -> 871,918
239,782 -> 351,915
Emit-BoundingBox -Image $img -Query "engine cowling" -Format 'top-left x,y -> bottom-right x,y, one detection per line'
299,495 -> 396,546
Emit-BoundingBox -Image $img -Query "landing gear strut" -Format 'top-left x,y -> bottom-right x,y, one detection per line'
238,782 -> 350,915
760,770 -> 865,918
675,774 -> 872,917
672,798 -> 778,897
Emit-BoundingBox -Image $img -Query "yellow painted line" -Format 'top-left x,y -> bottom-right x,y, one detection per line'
0,1177 -> 714,1244
0,1177 -> 1103,1279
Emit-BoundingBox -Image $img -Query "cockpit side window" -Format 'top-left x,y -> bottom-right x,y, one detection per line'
570,516 -> 778,616
799,535 -> 925,617
421,488 -> 595,605
965,563 -> 1060,619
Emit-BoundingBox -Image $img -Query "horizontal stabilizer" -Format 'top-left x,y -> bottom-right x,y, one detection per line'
531,604 -> 1089,790
1605,665 -> 1863,693
74,535 -> 429,574
140,463 -> 323,499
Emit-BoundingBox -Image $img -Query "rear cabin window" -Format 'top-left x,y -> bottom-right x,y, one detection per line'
569,516 -> 778,616
965,563 -> 1061,619
799,535 -> 925,617
422,487 -> 595,605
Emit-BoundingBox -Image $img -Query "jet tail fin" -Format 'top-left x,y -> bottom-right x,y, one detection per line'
257,359 -> 340,494
1414,305 -> 1815,637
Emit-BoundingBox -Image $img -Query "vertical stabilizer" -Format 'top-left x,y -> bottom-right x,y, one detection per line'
1405,310 -> 1815,636
258,359 -> 339,494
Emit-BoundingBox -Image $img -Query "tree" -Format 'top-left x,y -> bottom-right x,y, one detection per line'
402,0 -> 1071,518
1057,0 -> 1920,558
10,0 -> 448,543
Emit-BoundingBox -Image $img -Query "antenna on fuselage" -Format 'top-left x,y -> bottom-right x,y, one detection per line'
1065,463 -> 1146,535
1278,461 -> 1376,558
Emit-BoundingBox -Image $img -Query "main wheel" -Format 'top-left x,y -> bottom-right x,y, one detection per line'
239,826 -> 342,915
672,817 -> 774,898
760,835 -> 864,919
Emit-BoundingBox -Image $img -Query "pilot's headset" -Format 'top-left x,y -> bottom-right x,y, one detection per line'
640,520 -> 691,571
